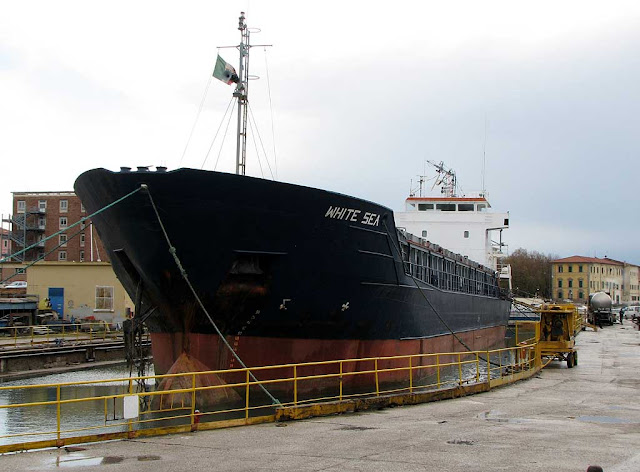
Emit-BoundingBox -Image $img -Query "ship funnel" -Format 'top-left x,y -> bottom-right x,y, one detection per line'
120,167 -> 131,173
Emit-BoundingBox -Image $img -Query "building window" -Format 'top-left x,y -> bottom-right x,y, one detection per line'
95,286 -> 114,311
38,217 -> 46,229
15,268 -> 24,274
81,203 -> 86,213
421,230 -> 427,237
60,200 -> 68,213
568,279 -> 573,288
579,265 -> 583,273
58,251 -> 67,261
59,234 -> 67,247
38,200 -> 47,212
558,280 -> 563,288
80,233 -> 85,247
558,266 -> 563,273
17,200 -> 26,213
59,217 -> 68,229
568,266 -> 573,273
80,250 -> 85,262
579,291 -> 584,299
558,291 -> 563,299
579,279 -> 583,288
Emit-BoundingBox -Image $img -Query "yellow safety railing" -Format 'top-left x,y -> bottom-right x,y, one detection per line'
0,322 -> 137,348
0,337 -> 541,453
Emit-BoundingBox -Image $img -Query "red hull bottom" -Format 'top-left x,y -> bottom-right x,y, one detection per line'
150,327 -> 506,401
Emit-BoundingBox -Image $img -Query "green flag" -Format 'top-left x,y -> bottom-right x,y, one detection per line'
213,54 -> 239,85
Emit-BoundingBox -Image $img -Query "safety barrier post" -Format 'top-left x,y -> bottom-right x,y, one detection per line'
457,353 -> 463,385
13,326 -> 17,346
409,356 -> 413,393
436,354 -> 441,388
475,353 -> 480,382
486,351 -> 490,382
293,365 -> 298,406
104,397 -> 108,425
127,378 -> 133,434
374,359 -> 379,396
515,323 -> 519,344
190,373 -> 196,427
339,361 -> 343,401
56,385 -> 61,442
245,370 -> 250,420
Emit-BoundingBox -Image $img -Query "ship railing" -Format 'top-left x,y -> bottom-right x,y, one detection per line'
0,322 -> 129,347
405,261 -> 499,296
0,330 -> 541,453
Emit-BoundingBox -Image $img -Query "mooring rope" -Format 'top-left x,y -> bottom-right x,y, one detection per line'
141,184 -> 281,405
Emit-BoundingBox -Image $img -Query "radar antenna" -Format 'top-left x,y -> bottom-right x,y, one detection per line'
427,160 -> 457,197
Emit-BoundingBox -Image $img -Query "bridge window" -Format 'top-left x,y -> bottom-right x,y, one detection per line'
422,230 -> 427,237
418,203 -> 434,211
458,203 -> 474,211
464,231 -> 469,238
435,203 -> 456,211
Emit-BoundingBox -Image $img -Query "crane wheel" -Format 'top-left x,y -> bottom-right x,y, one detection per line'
567,352 -> 574,368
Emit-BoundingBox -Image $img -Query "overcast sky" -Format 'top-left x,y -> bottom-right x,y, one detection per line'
2,1 -> 639,263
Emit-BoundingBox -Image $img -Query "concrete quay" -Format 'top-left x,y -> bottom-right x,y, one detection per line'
5,321 -> 640,472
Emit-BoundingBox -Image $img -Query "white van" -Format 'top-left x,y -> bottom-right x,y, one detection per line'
623,306 -> 640,320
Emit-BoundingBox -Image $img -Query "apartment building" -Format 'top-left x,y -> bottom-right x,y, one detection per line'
551,256 -> 640,304
4,192 -> 108,263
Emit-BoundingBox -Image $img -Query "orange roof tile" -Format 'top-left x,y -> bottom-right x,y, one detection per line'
552,256 -> 623,265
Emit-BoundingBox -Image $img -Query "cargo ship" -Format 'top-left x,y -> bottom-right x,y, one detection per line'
74,13 -> 511,399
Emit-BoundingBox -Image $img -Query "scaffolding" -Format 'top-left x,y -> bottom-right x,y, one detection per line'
2,206 -> 47,262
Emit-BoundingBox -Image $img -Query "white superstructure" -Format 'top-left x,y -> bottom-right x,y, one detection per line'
394,193 -> 509,272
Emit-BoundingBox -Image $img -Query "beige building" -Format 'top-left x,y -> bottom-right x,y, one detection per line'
550,256 -> 640,305
26,262 -> 132,323
621,262 -> 640,303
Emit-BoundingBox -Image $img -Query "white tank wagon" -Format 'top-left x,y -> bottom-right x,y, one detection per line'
587,292 -> 615,326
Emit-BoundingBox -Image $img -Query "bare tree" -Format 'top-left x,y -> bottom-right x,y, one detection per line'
505,248 -> 558,299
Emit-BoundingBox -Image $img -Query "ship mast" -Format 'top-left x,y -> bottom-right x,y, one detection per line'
234,12 -> 249,176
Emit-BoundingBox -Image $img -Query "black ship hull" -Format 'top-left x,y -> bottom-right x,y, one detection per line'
74,168 -> 511,380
